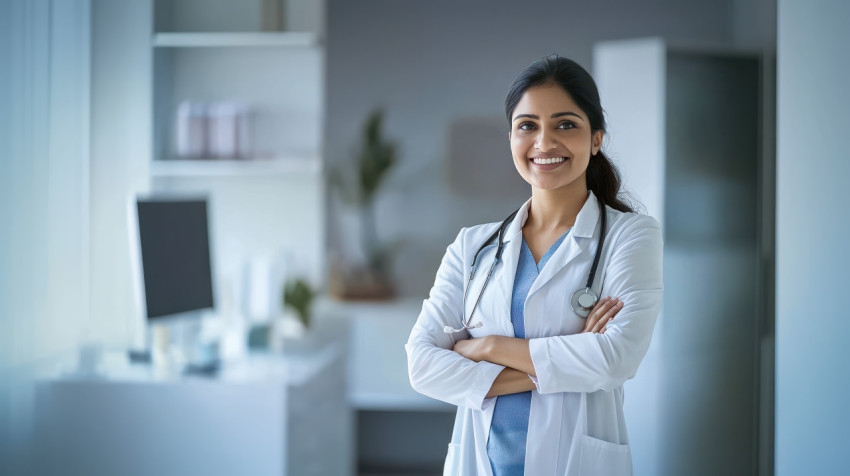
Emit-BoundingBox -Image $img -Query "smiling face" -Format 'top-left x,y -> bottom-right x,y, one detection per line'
509,83 -> 604,192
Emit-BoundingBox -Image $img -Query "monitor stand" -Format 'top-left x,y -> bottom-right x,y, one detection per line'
183,359 -> 220,376
127,348 -> 152,363
131,311 -> 221,374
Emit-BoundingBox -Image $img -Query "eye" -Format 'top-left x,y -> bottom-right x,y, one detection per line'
518,121 -> 536,131
558,121 -> 577,130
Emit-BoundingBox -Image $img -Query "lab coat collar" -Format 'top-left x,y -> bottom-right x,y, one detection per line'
490,191 -> 602,334
502,190 -> 601,244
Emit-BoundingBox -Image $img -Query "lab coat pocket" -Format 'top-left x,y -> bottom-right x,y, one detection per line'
578,434 -> 632,476
443,443 -> 462,476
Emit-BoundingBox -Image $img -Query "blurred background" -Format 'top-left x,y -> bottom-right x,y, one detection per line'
0,0 -> 847,475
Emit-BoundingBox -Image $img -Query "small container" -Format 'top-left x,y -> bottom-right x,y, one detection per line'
176,101 -> 207,159
261,0 -> 286,31
208,102 -> 238,159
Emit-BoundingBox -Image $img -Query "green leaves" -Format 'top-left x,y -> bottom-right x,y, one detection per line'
328,109 -> 397,207
327,108 -> 399,280
357,109 -> 397,205
283,278 -> 315,328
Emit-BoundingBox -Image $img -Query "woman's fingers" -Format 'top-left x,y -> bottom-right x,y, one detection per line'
591,300 -> 622,333
581,296 -> 609,332
583,296 -> 615,332
582,296 -> 624,333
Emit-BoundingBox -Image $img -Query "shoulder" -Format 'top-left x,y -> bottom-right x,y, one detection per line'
606,209 -> 663,247
459,220 -> 504,241
446,219 -> 504,258
610,210 -> 660,231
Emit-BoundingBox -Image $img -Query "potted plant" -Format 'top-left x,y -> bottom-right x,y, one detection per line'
283,278 -> 315,330
328,109 -> 399,300
266,277 -> 318,353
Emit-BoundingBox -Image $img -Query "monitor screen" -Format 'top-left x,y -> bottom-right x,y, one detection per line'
136,198 -> 214,319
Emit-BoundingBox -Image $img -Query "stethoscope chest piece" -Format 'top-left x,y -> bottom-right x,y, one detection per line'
571,287 -> 598,318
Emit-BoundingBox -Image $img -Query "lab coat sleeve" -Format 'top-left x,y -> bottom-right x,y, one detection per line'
405,227 -> 506,410
528,214 -> 663,394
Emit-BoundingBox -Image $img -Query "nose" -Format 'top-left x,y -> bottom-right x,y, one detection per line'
534,127 -> 558,150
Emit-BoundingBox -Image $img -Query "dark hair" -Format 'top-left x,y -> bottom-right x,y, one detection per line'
505,54 -> 635,213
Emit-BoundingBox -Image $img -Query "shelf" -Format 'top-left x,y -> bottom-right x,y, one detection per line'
153,32 -> 321,48
151,157 -> 322,177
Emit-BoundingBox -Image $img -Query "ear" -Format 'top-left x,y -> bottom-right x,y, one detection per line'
592,130 -> 604,155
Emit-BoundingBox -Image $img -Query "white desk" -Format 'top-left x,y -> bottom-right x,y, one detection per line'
31,337 -> 352,476
321,298 -> 453,412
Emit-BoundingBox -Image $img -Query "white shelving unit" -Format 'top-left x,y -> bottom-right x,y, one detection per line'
153,31 -> 320,48
151,0 -> 325,171
150,156 -> 322,177
149,0 -> 327,289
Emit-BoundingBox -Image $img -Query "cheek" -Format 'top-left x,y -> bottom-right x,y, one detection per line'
510,137 -> 528,160
510,145 -> 529,172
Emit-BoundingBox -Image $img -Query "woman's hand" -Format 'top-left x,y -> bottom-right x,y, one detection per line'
452,336 -> 494,362
582,296 -> 624,334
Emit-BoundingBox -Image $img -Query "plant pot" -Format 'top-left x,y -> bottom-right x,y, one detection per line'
328,263 -> 396,301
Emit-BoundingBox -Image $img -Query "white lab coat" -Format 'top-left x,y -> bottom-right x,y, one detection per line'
406,191 -> 663,476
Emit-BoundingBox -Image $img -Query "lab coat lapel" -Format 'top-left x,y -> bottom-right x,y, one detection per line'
492,198 -> 532,337
526,192 -> 601,301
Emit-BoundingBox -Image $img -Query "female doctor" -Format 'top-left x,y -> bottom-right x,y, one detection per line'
406,55 -> 663,476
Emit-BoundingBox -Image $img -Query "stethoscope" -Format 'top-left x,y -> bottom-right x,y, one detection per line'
443,198 -> 608,334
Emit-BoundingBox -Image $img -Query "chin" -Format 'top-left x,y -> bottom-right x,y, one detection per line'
529,176 -> 583,192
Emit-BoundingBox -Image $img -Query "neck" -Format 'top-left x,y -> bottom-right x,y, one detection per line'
526,183 -> 589,232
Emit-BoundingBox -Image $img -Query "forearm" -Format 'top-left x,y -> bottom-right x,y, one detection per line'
485,367 -> 537,398
484,336 -> 537,377
407,341 -> 506,410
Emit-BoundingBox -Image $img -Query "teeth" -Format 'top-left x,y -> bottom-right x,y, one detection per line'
532,157 -> 566,165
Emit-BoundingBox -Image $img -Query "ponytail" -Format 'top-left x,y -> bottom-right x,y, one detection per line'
587,151 -> 634,213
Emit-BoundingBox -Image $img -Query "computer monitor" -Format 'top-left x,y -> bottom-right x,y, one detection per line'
133,196 -> 214,321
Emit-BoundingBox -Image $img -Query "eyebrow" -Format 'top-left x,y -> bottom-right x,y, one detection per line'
513,112 -> 584,122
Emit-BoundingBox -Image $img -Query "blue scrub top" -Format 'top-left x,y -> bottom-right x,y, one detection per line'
486,229 -> 571,476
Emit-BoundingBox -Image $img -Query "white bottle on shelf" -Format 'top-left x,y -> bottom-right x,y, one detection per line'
207,102 -> 252,160
176,101 -> 207,159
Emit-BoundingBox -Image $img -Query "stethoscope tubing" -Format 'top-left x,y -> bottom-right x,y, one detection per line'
448,198 -> 607,334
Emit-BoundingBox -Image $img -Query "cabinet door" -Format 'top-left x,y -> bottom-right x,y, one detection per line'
662,52 -> 759,476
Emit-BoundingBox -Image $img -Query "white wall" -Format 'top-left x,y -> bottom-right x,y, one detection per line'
775,1 -> 850,474
0,1 -> 91,473
0,0 -> 91,368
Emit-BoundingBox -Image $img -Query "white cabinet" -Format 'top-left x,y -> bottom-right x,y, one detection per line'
32,343 -> 352,476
